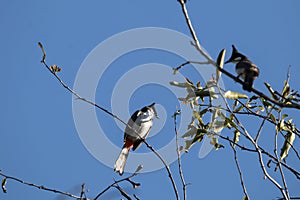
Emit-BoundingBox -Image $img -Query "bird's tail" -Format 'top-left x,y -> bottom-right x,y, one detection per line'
114,147 -> 129,175
243,72 -> 254,92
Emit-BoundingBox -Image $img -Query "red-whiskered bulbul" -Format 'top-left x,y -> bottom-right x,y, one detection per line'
225,45 -> 260,92
114,103 -> 158,175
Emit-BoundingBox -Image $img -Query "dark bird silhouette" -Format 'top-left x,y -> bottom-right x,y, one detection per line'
225,45 -> 260,92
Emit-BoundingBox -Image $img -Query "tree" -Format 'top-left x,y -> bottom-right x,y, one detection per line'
1,1 -> 299,200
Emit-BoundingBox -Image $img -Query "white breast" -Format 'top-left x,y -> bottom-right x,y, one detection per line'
236,67 -> 246,80
126,110 -> 154,139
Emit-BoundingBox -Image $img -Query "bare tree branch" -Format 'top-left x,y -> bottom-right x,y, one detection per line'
93,169 -> 140,200
234,115 -> 289,199
274,111 -> 290,199
215,83 -> 289,199
173,109 -> 187,200
230,143 -> 250,200
254,106 -> 275,142
197,101 -> 300,179
177,0 -> 300,110
173,61 -> 210,73
0,171 -> 84,199
37,42 -> 180,200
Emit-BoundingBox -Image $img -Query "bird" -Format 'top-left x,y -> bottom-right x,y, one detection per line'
225,45 -> 260,92
114,103 -> 159,175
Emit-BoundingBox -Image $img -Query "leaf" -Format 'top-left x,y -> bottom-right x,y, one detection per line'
196,81 -> 201,89
209,108 -> 226,133
249,95 -> 259,102
194,87 -> 211,97
182,129 -> 207,152
216,48 -> 226,82
206,80 -> 218,99
270,114 -> 276,124
282,80 -> 290,98
193,111 -> 205,127
224,91 -> 248,99
242,195 -> 249,200
282,114 -> 288,119
234,104 -> 245,113
184,139 -> 194,152
210,137 -> 224,150
181,126 -> 198,138
169,81 -> 193,88
211,120 -> 226,132
233,130 -> 241,146
38,42 -> 46,62
261,98 -> 273,110
191,131 -> 205,144
184,130 -> 206,152
184,77 -> 195,88
232,100 -> 239,110
1,178 -> 7,193
280,131 -> 295,161
134,164 -> 143,174
257,105 -> 265,112
264,82 -> 279,100
279,119 -> 285,132
172,68 -> 179,75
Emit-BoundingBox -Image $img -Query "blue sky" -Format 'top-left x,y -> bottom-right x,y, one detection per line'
1,0 -> 299,199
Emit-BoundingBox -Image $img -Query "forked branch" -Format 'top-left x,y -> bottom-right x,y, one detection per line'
37,42 -> 179,200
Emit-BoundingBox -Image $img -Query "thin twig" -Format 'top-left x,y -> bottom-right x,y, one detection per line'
198,100 -> 300,180
173,109 -> 187,200
236,99 -> 300,138
177,0 -> 214,63
173,61 -> 210,72
280,130 -> 300,160
142,143 -> 180,200
230,143 -> 250,200
214,83 -> 251,199
234,115 -> 289,199
254,106 -> 275,142
216,131 -> 300,180
287,66 -> 291,84
177,1 -> 300,110
0,172 -> 84,199
261,148 -> 300,180
198,95 -> 300,179
80,183 -> 87,200
38,42 -> 180,200
215,83 -> 289,199
93,170 -> 139,200
274,111 -> 290,200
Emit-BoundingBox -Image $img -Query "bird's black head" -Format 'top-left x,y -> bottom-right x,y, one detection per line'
225,45 -> 247,64
146,102 -> 159,119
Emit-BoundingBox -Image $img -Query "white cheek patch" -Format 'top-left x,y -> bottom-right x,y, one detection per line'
233,57 -> 242,62
139,110 -> 154,122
